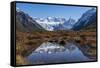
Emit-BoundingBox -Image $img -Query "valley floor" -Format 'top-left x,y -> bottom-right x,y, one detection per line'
16,31 -> 97,65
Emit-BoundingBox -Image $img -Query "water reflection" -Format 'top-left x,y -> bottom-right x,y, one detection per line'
34,42 -> 66,54
27,42 -> 94,64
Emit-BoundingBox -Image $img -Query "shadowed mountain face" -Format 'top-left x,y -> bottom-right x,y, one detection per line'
16,10 -> 45,32
72,8 -> 96,31
81,22 -> 96,31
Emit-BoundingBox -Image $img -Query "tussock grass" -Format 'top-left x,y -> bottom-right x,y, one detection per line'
16,31 -> 96,65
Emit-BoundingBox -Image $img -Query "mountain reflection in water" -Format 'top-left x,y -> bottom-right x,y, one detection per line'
27,42 -> 94,64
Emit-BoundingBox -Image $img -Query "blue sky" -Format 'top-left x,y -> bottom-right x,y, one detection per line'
16,3 -> 93,21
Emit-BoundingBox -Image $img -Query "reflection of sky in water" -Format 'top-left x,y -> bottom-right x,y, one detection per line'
27,42 -> 93,64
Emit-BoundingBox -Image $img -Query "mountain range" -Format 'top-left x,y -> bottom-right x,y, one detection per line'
32,17 -> 76,31
16,8 -> 96,32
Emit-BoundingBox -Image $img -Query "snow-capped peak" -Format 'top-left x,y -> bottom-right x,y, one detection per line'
33,17 -> 65,25
16,7 -> 21,12
32,17 -> 76,31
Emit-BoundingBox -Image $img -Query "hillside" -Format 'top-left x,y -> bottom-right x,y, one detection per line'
72,8 -> 96,31
16,10 -> 45,32
81,22 -> 96,31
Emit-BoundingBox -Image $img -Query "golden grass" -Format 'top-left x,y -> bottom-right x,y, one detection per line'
16,55 -> 28,65
16,31 -> 97,65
